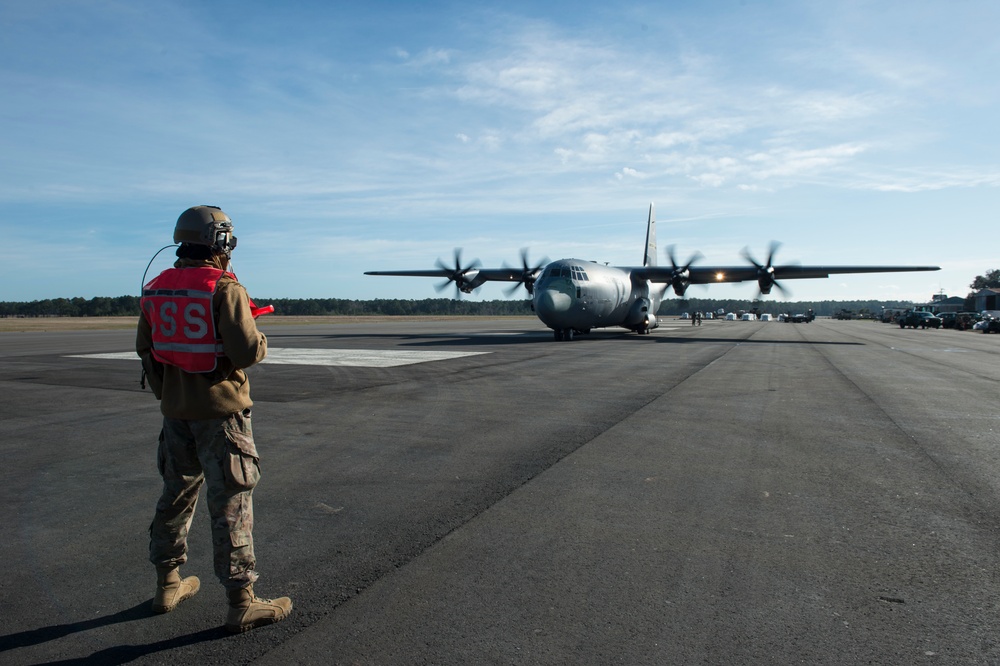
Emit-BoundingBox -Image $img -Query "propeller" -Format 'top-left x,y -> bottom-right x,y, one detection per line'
434,248 -> 481,298
666,245 -> 703,296
741,241 -> 789,297
503,248 -> 548,296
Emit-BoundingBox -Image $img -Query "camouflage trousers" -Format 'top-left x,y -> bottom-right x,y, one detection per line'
149,408 -> 261,590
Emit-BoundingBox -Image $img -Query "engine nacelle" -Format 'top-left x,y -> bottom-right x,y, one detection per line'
625,299 -> 657,332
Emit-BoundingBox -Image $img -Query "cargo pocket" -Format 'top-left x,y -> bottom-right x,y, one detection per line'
224,429 -> 260,491
230,529 -> 253,549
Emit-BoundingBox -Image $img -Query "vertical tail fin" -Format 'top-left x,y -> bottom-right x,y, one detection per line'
643,203 -> 656,267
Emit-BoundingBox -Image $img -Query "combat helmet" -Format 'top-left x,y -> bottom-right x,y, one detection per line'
173,205 -> 238,256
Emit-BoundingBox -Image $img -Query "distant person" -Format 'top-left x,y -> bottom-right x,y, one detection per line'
136,205 -> 292,633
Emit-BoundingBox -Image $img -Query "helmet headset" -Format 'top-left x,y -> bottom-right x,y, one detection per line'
173,205 -> 238,258
141,205 -> 238,294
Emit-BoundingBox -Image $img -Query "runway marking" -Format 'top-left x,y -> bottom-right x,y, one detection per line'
69,348 -> 491,368
262,348 -> 490,367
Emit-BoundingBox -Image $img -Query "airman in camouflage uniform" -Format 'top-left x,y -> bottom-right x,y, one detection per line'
138,205 -> 291,632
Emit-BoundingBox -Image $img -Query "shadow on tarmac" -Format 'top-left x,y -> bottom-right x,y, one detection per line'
0,600 -> 226,664
264,331 -> 864,348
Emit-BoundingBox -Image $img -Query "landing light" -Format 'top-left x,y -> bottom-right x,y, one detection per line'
715,272 -> 725,281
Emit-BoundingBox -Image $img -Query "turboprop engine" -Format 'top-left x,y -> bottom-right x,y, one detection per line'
625,299 -> 656,333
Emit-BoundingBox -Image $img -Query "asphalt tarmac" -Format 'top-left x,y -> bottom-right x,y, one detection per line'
2,317 -> 999,665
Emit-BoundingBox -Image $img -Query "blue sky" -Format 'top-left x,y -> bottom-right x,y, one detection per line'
2,1 -> 996,304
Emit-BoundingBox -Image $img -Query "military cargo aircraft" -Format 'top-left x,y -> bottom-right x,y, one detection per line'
365,205 -> 939,341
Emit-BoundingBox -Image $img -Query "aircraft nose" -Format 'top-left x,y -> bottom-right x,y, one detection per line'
537,288 -> 572,314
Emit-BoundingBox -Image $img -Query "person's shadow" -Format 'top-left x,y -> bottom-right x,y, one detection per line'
0,600 -> 225,664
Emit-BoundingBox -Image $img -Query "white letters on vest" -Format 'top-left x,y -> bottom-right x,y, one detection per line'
141,267 -> 230,373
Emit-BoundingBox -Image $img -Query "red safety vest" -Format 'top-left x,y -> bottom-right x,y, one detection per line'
141,267 -> 233,373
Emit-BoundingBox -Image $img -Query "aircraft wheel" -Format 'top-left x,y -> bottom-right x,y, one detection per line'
553,329 -> 563,341
565,328 -> 574,341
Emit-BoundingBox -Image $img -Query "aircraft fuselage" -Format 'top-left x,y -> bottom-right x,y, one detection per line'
532,259 -> 667,339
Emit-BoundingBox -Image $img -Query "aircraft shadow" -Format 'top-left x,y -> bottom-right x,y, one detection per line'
265,330 -> 553,347
265,331 -> 863,348
0,600 -> 226,663
646,336 -> 863,346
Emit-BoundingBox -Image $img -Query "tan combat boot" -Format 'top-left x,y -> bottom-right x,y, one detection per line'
225,585 -> 293,633
152,567 -> 201,613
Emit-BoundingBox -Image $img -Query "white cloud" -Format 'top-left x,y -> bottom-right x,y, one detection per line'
861,168 -> 1000,193
692,173 -> 725,188
1,3 -> 995,301
616,167 -> 645,180
407,48 -> 453,68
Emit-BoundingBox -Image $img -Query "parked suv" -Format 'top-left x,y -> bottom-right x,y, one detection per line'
899,311 -> 942,329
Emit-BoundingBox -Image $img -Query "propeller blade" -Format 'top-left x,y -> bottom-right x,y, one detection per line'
433,248 -> 480,298
744,241 -> 792,298
741,246 -> 763,270
666,245 -> 702,296
503,248 -> 547,296
765,241 -> 781,269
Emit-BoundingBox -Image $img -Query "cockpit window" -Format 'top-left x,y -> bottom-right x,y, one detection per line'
543,265 -> 589,280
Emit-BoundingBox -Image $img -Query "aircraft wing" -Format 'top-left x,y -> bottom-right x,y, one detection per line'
364,267 -> 528,293
635,264 -> 939,283
634,263 -> 939,295
689,264 -> 939,284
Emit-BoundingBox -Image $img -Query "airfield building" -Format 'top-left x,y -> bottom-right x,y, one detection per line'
973,288 -> 1000,318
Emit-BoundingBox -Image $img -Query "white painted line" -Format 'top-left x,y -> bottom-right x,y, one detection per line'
261,348 -> 489,367
69,348 -> 490,368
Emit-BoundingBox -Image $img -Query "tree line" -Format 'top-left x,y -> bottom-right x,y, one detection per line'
3,266 -> 996,319
0,296 -> 535,318
0,295 -> 924,319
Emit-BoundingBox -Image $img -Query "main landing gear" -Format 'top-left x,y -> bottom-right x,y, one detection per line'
553,328 -> 574,341
552,328 -> 592,341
